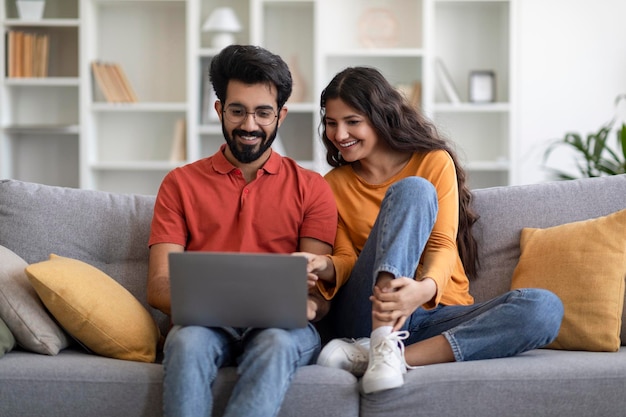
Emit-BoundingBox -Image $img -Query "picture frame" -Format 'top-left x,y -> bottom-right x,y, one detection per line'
469,70 -> 496,103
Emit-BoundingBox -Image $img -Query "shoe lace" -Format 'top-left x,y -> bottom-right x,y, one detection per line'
370,331 -> 419,371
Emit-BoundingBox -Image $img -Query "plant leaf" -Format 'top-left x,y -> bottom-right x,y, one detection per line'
620,123 -> 626,164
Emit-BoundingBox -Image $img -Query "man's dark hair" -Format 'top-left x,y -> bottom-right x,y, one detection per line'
209,45 -> 293,109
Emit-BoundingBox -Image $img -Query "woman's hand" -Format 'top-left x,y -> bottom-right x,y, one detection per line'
370,277 -> 437,331
292,252 -> 335,286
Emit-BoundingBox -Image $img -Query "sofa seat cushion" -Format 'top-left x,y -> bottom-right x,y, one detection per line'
0,349 -> 163,417
212,365 -> 359,417
511,208 -> 626,351
0,350 -> 360,417
360,348 -> 626,417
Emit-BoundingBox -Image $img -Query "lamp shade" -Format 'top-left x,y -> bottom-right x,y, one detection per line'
202,7 -> 242,33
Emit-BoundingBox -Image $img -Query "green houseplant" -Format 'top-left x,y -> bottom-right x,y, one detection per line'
543,95 -> 626,180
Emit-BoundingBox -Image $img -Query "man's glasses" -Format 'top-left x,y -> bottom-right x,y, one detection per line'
223,105 -> 278,126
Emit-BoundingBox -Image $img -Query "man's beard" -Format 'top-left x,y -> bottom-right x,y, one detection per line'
222,122 -> 278,164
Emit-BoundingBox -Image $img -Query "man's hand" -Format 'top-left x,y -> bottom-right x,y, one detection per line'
307,289 -> 330,322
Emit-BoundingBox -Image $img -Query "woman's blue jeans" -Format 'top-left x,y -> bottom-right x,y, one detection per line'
163,324 -> 320,417
327,177 -> 563,361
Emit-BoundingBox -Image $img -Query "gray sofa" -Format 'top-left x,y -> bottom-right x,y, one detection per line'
0,174 -> 625,417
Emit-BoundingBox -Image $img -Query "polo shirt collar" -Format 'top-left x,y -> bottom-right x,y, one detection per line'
212,143 -> 281,175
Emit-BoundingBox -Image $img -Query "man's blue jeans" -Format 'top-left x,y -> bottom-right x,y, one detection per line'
328,176 -> 563,361
163,324 -> 320,417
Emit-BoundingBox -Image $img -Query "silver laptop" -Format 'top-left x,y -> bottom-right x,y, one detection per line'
169,252 -> 309,329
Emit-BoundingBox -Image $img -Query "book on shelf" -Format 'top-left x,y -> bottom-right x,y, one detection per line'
396,81 -> 422,110
91,61 -> 138,103
22,32 -> 33,77
6,30 -> 49,78
7,31 -> 16,77
169,118 -> 187,162
112,63 -> 139,102
91,61 -> 115,102
34,34 -> 49,77
434,57 -> 461,105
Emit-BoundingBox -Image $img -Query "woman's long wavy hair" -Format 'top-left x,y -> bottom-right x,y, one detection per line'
320,67 -> 480,279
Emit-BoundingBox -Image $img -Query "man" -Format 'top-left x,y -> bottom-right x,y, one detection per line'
147,45 -> 337,417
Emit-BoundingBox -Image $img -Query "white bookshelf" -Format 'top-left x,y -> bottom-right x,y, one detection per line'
79,0 -> 187,193
0,0 -> 516,194
426,0 -> 515,188
0,0 -> 80,187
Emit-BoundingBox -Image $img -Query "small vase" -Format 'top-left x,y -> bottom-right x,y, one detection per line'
17,1 -> 46,20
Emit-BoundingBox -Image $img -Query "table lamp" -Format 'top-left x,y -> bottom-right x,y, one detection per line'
202,7 -> 242,50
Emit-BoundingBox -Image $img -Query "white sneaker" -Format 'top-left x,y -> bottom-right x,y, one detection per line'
317,338 -> 370,377
361,331 -> 413,394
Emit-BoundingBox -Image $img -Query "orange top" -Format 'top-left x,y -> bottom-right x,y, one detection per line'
149,145 -> 337,253
320,150 -> 474,308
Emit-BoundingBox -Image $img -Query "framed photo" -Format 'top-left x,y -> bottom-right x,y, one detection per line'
469,70 -> 496,103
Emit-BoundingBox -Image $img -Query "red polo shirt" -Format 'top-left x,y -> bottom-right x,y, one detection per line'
149,145 -> 337,253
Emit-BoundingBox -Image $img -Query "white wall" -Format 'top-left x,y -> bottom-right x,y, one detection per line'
515,0 -> 626,184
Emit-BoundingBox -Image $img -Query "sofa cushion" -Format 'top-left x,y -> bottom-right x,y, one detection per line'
0,349 -> 164,417
469,174 -> 626,345
0,245 -> 71,355
0,317 -> 15,357
360,349 -> 626,417
511,209 -> 626,351
0,179 -> 170,336
26,254 -> 161,362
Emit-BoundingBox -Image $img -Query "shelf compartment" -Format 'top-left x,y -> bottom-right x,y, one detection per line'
320,0 -> 423,51
92,0 -> 187,103
260,1 -> 314,104
94,111 -> 187,164
5,25 -> 79,77
433,111 -> 509,165
433,0 -> 510,103
3,85 -> 79,126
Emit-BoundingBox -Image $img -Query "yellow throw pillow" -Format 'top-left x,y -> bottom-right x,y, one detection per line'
511,208 -> 626,352
25,254 -> 160,362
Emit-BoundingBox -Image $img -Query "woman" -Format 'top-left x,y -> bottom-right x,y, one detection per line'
299,67 -> 564,394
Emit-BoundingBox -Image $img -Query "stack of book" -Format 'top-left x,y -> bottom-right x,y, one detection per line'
6,30 -> 50,78
91,61 -> 138,103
